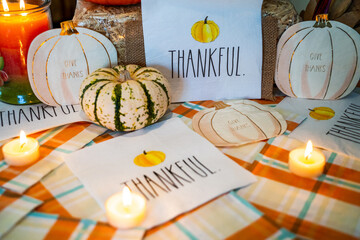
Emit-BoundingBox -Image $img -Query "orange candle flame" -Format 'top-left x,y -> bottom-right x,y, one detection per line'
19,130 -> 28,150
122,186 -> 132,211
304,140 -> 313,161
20,0 -> 25,10
2,0 -> 9,12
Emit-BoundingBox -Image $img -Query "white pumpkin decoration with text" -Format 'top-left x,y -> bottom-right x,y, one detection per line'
192,100 -> 287,147
27,21 -> 117,106
275,14 -> 360,99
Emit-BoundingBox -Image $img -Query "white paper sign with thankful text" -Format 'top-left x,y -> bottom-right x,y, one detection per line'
0,102 -> 88,141
65,118 -> 256,228
141,0 -> 263,102
276,92 -> 360,159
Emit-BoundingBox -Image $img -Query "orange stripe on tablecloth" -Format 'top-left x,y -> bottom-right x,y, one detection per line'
261,144 -> 360,183
325,163 -> 360,183
145,220 -> 175,237
224,153 -> 254,169
252,96 -> 284,105
40,122 -> 91,154
29,129 -> 49,139
252,163 -> 360,206
25,182 -> 72,217
0,122 -> 91,185
225,216 -> 279,240
286,120 -> 299,132
87,222 -> 116,240
144,193 -> 227,237
261,144 -> 290,163
91,133 -> 114,144
0,190 -> 21,211
189,100 -> 215,108
43,217 -> 79,240
172,105 -> 200,119
252,203 -> 358,240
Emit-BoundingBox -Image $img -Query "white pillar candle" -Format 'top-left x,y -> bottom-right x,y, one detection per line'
289,140 -> 326,178
106,186 -> 146,229
2,130 -> 40,167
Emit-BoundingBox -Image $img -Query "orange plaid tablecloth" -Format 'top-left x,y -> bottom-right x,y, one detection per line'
1,97 -> 359,240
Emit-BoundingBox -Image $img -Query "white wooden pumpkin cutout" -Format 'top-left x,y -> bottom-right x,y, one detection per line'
192,100 -> 287,147
275,14 -> 360,100
27,21 -> 117,106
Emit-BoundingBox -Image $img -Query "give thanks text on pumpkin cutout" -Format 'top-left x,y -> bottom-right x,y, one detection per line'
192,100 -> 287,147
27,21 -> 117,106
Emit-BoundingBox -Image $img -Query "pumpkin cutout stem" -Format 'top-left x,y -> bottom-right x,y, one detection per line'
60,21 -> 79,36
313,14 -> 332,28
214,101 -> 231,110
118,70 -> 132,83
204,16 -> 208,24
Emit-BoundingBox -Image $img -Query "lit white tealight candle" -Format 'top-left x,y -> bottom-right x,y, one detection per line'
2,130 -> 40,166
106,186 -> 147,229
289,140 -> 326,178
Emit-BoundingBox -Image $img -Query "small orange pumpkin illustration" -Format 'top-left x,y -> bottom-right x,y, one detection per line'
191,16 -> 219,43
309,107 -> 335,120
134,150 -> 166,167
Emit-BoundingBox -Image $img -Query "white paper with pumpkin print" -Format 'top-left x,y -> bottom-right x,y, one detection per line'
192,100 -> 287,147
65,118 -> 256,229
141,0 -> 263,102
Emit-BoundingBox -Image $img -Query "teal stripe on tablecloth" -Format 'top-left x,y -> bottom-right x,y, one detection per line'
267,137 -> 275,145
37,125 -> 64,143
183,102 -> 204,111
296,153 -> 337,221
317,152 -> 337,183
0,187 -> 5,195
174,222 -> 198,240
0,161 -> 6,168
74,219 -> 97,240
322,176 -> 360,190
255,154 -> 288,170
7,180 -> 28,189
53,148 -> 73,154
29,211 -> 58,219
297,192 -> 316,221
230,191 -> 263,216
54,185 -> 83,199
22,195 -> 42,205
40,144 -> 73,154
277,228 -> 296,239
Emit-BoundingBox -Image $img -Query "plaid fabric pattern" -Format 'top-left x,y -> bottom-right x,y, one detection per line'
173,99 -> 360,239
0,187 -> 42,238
1,97 -> 358,239
0,122 -> 106,193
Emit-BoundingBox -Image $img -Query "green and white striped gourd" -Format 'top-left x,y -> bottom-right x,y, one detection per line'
79,64 -> 171,131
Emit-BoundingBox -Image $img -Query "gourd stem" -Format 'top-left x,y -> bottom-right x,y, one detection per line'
143,150 -> 147,155
118,70 -> 132,83
204,16 -> 208,24
60,21 -> 79,36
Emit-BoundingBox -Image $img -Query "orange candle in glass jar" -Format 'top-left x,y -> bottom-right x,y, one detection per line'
0,0 -> 50,104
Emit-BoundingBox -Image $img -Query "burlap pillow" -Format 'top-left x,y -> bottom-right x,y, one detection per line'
73,2 -> 277,100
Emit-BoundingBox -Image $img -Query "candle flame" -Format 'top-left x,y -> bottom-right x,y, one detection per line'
2,0 -> 9,12
19,0 -> 25,10
304,140 -> 313,160
122,186 -> 132,208
19,130 -> 28,149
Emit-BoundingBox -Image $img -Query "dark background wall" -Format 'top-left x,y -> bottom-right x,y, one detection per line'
50,0 -> 77,28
